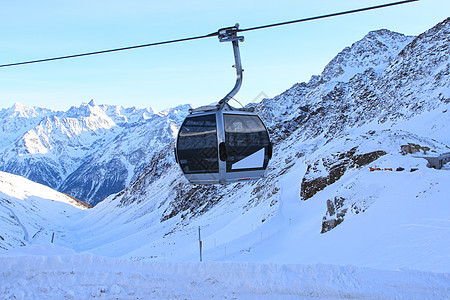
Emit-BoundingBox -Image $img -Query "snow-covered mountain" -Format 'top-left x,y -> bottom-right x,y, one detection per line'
0,18 -> 449,299
0,99 -> 190,205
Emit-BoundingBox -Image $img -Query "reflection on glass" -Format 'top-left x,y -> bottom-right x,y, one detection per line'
177,114 -> 219,174
224,114 -> 270,172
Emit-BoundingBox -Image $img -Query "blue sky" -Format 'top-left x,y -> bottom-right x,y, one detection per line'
0,0 -> 448,112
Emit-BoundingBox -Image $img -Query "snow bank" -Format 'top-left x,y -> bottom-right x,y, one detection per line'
1,244 -> 448,299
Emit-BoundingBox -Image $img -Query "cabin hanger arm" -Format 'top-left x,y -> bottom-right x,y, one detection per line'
217,24 -> 244,109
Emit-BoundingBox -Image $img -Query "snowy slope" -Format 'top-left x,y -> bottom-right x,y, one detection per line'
53,126 -> 448,272
0,171 -> 89,251
0,165 -> 449,298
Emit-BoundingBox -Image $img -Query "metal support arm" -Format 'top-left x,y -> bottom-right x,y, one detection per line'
217,24 -> 244,108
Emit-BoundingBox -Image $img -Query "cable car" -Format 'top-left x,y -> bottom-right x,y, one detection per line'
175,25 -> 272,184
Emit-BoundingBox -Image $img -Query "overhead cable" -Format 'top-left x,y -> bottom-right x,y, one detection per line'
0,34 -> 217,68
0,0 -> 420,68
238,0 -> 420,33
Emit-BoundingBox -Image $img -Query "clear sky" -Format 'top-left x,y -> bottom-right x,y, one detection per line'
0,0 -> 448,112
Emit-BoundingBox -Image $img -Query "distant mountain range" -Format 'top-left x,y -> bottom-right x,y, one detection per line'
0,99 -> 190,205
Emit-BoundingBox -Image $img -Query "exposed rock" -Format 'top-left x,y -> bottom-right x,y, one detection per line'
161,184 -> 223,223
321,196 -> 348,234
321,195 -> 373,233
117,143 -> 176,207
301,148 -> 387,200
61,193 -> 93,209
400,143 -> 431,155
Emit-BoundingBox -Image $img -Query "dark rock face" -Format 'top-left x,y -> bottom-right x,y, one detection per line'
321,196 -> 347,234
301,148 -> 387,201
400,143 -> 431,155
60,158 -> 129,206
5,158 -> 62,189
161,184 -> 223,223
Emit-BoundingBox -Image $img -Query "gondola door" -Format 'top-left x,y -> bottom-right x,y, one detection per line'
222,112 -> 271,181
176,113 -> 220,183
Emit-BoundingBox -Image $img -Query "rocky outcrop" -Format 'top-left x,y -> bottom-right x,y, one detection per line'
321,195 -> 372,233
321,196 -> 347,234
400,143 -> 431,155
161,184 -> 223,223
301,148 -> 387,201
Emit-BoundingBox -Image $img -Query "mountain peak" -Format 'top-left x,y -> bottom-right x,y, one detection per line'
364,28 -> 402,39
1,102 -> 36,118
320,28 -> 415,83
12,102 -> 28,111
64,101 -> 113,120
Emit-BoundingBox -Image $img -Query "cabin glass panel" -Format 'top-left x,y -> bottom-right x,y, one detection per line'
223,114 -> 270,172
177,114 -> 218,174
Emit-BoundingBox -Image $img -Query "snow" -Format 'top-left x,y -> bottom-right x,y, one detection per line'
1,147 -> 449,298
1,244 -> 449,299
0,172 -> 88,209
393,103 -> 450,145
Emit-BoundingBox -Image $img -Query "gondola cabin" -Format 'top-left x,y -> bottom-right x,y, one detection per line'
175,24 -> 272,184
175,106 -> 272,184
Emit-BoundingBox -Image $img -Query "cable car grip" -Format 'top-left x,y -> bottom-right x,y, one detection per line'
217,24 -> 244,108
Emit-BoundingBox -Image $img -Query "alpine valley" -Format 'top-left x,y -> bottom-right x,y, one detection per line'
0,18 -> 449,299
